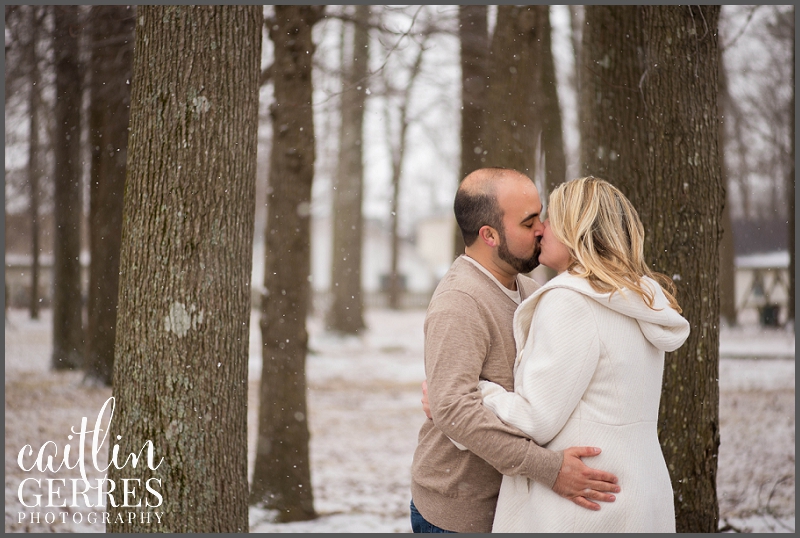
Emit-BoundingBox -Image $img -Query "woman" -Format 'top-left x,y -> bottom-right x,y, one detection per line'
478,176 -> 690,532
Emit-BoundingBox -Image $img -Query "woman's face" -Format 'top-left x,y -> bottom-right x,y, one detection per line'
538,219 -> 572,274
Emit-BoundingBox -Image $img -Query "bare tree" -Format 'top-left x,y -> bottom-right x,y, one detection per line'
454,5 -> 488,258
581,6 -> 723,532
578,6 -> 647,183
327,5 -> 370,334
108,6 -> 262,531
641,10 -> 723,530
23,6 -> 44,320
724,93 -> 753,219
381,28 -> 429,310
720,6 -> 793,223
789,26 -> 795,324
50,5 -> 84,370
84,5 -> 134,386
533,5 -> 567,283
5,6 -> 61,318
568,5 -> 585,167
534,5 -> 567,196
483,6 -> 541,176
717,6 -> 793,324
4,5 -> 39,105
767,6 -> 795,323
250,5 -> 325,522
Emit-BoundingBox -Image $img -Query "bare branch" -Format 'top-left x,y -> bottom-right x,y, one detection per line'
721,5 -> 762,51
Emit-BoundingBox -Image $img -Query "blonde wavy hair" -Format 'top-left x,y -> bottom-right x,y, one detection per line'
547,176 -> 681,313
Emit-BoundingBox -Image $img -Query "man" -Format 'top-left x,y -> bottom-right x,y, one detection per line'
410,168 -> 620,533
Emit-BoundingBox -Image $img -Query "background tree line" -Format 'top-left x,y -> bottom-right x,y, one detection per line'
3,4 -> 794,533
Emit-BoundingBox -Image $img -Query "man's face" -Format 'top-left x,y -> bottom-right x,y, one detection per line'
494,176 -> 544,275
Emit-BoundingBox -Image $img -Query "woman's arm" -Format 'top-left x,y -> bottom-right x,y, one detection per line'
479,288 -> 600,445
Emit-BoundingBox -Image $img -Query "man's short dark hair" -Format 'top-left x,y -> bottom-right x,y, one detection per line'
454,184 -> 503,247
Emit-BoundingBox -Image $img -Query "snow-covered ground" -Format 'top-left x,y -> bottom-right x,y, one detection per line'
4,307 -> 795,533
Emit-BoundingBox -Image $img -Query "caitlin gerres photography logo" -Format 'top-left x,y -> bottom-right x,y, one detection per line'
15,397 -> 165,527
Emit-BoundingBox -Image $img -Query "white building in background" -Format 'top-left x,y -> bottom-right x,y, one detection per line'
734,251 -> 791,326
309,214 -> 442,297
251,213 -> 456,312
415,212 -> 457,285
730,219 -> 792,326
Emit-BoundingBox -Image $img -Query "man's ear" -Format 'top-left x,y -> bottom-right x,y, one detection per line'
478,225 -> 499,248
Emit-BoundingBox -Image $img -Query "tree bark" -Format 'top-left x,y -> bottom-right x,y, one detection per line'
250,5 -> 324,522
579,6 -> 647,185
568,5 -> 585,169
582,6 -> 722,532
327,5 -> 369,334
533,5 -> 566,283
787,26 -> 795,324
108,6 -> 261,532
26,5 -> 42,320
581,6 -> 724,532
534,5 -> 567,197
51,5 -> 84,370
483,6 -> 541,177
640,9 -> 722,531
455,5 -> 488,257
85,5 -> 134,386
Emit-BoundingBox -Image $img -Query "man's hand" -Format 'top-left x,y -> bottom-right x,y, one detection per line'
552,447 -> 620,510
421,380 -> 432,420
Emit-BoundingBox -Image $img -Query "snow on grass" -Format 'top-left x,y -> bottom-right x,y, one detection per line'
4,307 -> 795,533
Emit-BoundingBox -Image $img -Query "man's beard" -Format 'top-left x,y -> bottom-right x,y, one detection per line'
497,230 -> 540,274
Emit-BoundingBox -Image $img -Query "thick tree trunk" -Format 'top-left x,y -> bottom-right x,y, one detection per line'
85,5 -> 134,386
596,6 -> 724,532
579,6 -> 647,186
483,6 -> 540,176
108,6 -> 261,532
455,5 -> 488,257
327,5 -> 369,334
640,9 -> 722,531
26,6 -> 41,320
582,6 -> 722,531
51,5 -> 84,370
250,5 -> 323,522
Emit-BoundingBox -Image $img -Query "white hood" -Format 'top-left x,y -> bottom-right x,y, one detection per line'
514,272 -> 690,352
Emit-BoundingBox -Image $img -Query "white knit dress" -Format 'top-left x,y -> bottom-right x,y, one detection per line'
479,272 -> 690,533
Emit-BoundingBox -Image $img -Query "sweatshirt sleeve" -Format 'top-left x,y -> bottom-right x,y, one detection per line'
425,289 -> 563,486
480,288 -> 600,446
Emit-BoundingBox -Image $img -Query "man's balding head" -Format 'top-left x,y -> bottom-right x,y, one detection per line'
454,168 -> 532,246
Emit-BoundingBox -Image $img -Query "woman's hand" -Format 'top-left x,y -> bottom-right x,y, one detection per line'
421,380 -> 432,420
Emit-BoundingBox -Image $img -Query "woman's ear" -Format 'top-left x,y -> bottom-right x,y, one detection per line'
478,225 -> 499,248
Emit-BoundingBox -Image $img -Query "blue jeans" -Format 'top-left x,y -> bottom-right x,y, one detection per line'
410,499 -> 455,533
